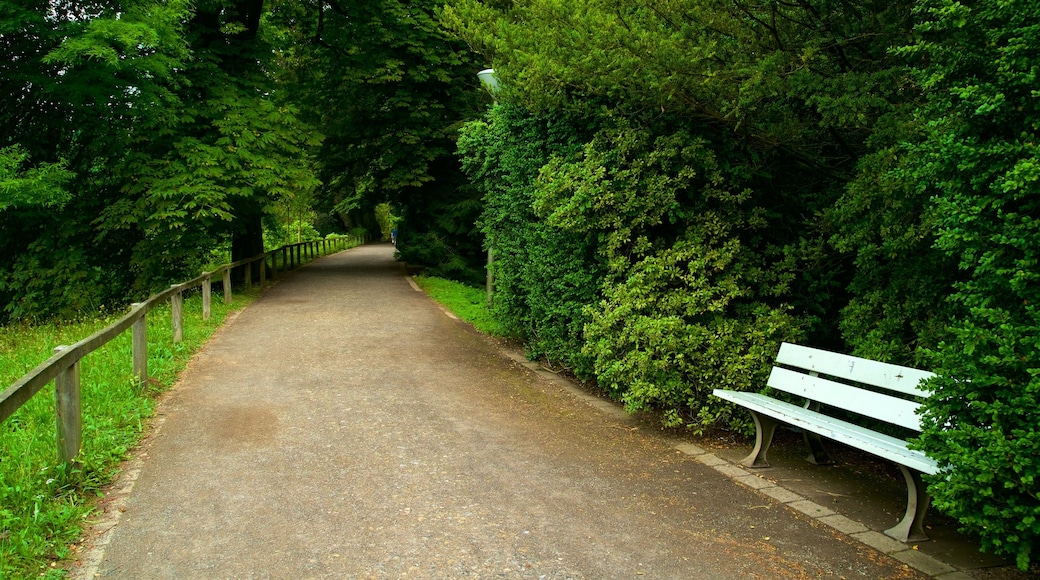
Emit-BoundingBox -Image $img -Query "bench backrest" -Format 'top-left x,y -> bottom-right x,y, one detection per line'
768,343 -> 935,432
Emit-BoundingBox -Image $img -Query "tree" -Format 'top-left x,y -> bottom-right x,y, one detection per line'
96,0 -> 323,284
0,146 -> 72,211
0,0 -> 323,319
0,0 -> 195,319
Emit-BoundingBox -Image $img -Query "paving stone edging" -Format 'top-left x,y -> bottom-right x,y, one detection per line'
494,342 -> 977,580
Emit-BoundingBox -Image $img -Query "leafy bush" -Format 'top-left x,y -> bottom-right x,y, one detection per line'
584,229 -> 801,430
535,121 -> 806,430
901,0 -> 1040,569
459,105 -> 601,375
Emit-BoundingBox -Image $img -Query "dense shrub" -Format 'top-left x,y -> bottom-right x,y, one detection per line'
535,121 -> 806,429
900,0 -> 1040,569
458,105 -> 601,374
448,0 -> 1038,566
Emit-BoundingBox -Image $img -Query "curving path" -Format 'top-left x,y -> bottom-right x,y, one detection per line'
75,244 -> 924,579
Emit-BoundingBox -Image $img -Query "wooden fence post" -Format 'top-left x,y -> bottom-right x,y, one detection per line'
259,258 -> 267,286
132,304 -> 148,389
244,261 -> 253,292
269,252 -> 277,279
171,286 -> 183,343
53,346 -> 82,466
223,268 -> 232,304
202,273 -> 212,320
282,247 -> 288,271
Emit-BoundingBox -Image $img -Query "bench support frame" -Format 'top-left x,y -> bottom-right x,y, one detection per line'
740,410 -> 834,468
739,413 -> 932,543
885,466 -> 932,543
741,410 -> 779,468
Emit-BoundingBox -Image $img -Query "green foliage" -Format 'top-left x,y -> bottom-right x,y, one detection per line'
374,203 -> 401,241
1,0 -> 322,321
0,146 -> 73,212
274,0 -> 485,281
445,0 -> 913,430
394,185 -> 486,285
536,119 -> 806,429
459,104 -> 602,375
900,0 -> 1040,569
583,228 -> 801,430
0,292 -> 253,578
831,135 -> 959,364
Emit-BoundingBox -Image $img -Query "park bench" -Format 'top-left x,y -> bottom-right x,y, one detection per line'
711,342 -> 939,542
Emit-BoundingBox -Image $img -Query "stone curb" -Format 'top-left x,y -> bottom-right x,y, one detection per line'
672,431 -> 969,579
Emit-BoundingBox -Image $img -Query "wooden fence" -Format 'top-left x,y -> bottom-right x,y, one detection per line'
0,235 -> 364,465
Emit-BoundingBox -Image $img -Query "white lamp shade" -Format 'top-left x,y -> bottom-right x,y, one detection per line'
477,69 -> 500,95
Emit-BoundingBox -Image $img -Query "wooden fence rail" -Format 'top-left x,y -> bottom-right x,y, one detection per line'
0,235 -> 365,465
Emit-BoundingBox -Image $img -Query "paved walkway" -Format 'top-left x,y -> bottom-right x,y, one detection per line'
75,244 -> 936,579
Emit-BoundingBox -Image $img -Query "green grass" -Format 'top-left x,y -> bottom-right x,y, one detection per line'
0,290 -> 255,579
412,276 -> 511,337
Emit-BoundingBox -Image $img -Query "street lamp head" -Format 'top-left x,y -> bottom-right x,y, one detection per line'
477,68 -> 500,96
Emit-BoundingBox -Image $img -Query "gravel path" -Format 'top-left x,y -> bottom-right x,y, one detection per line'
74,244 -> 924,579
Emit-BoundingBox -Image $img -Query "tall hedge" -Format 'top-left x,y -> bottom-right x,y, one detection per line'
447,0 -> 907,428
447,0 -> 1038,567
458,105 -> 602,374
533,119 -> 809,430
902,0 -> 1040,568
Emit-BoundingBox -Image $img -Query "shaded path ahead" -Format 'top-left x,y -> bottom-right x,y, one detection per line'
78,244 -> 923,579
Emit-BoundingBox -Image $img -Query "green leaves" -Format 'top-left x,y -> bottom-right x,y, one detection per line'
44,0 -> 191,70
459,104 -> 602,372
272,0 -> 484,278
0,146 -> 73,212
888,0 -> 1040,569
584,226 -> 801,430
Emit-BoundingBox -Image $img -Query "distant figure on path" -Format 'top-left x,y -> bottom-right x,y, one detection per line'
391,228 -> 397,245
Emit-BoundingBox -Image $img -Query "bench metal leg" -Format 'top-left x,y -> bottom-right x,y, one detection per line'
741,411 -> 779,468
884,466 -> 932,543
802,432 -> 834,465
800,401 -> 833,465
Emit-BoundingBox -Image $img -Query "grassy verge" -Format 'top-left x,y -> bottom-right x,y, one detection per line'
0,290 -> 255,578
412,276 -> 511,337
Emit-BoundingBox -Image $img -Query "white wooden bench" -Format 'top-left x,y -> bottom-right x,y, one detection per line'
712,342 -> 939,542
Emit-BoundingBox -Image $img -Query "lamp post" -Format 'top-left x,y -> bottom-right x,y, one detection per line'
477,68 -> 500,306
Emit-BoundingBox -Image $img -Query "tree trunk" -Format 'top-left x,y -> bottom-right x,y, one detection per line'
231,207 -> 265,284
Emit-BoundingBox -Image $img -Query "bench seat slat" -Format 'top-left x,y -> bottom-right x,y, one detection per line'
713,389 -> 939,475
767,367 -> 924,432
776,343 -> 934,397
